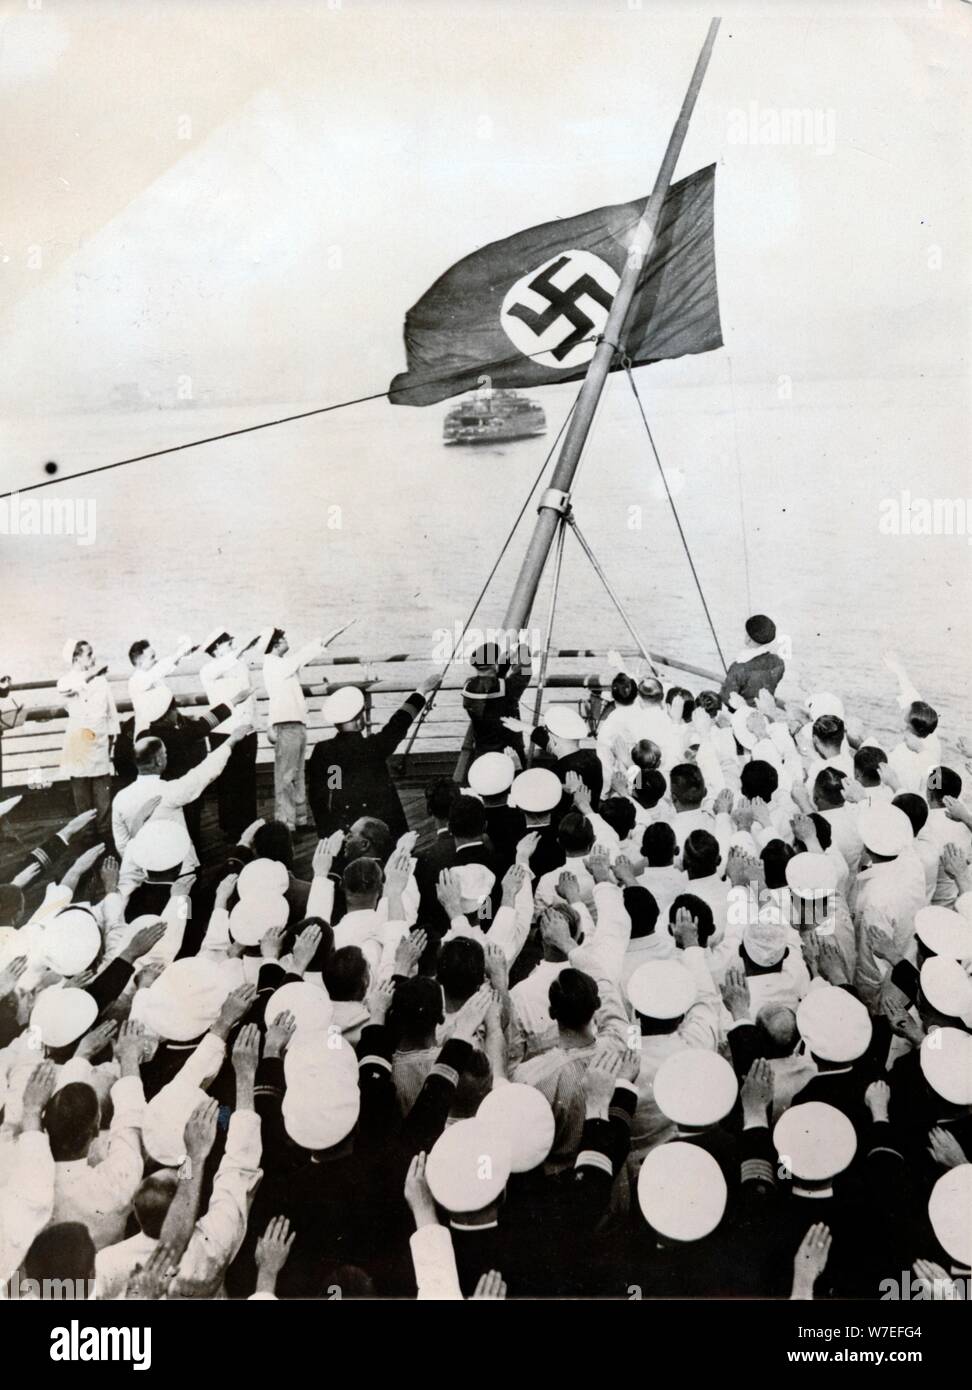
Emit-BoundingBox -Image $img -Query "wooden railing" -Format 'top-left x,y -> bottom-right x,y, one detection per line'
0,648 -> 722,788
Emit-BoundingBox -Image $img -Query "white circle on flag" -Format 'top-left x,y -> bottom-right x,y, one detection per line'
500,249 -> 620,370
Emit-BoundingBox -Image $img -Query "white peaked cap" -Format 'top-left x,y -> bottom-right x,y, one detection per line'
744,915 -> 788,967
920,1027 -> 972,1105
131,956 -> 228,1042
425,1117 -> 512,1213
637,1142 -> 728,1242
786,852 -> 838,901
915,905 -> 972,961
955,893 -> 972,925
920,957 -> 972,1025
508,767 -> 562,813
731,706 -> 762,750
857,803 -> 913,857
544,706 -> 588,740
928,1166 -> 972,1268
321,687 -> 365,725
267,980 -> 334,1036
129,820 -> 191,873
454,863 -> 496,913
237,857 -> 290,900
477,1082 -> 555,1172
61,638 -> 82,664
282,1036 -> 360,1150
42,907 -> 101,976
30,987 -> 98,1049
256,626 -> 278,654
773,1102 -> 857,1182
807,692 -> 845,720
229,892 -> 289,946
626,959 -> 698,1020
467,752 -> 516,797
652,1050 -> 738,1128
143,1084 -> 208,1166
796,984 -> 872,1063
137,686 -> 174,729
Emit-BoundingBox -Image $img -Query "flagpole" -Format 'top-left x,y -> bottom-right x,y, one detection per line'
499,16 -> 721,638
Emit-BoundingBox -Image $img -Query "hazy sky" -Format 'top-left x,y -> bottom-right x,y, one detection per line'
1,0 -> 969,420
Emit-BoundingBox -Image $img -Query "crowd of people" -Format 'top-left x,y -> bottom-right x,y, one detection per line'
0,612 -> 970,1300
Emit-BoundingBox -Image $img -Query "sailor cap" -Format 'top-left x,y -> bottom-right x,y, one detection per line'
857,803 -> 913,857
425,1117 -> 512,1213
773,1102 -> 857,1181
920,1027 -> 972,1106
653,1050 -> 738,1128
637,1142 -> 727,1242
786,851 -> 838,901
143,1084 -> 208,1166
626,959 -> 698,1020
30,986 -> 98,1049
928,1166 -> 972,1268
42,907 -> 101,976
915,905 -> 972,961
229,891 -> 289,946
61,638 -> 83,665
807,692 -> 845,720
508,768 -> 562,814
267,980 -> 334,1036
796,984 -> 872,1063
920,957 -> 972,1025
321,686 -> 365,725
128,820 -> 192,874
467,752 -> 516,797
131,956 -> 228,1042
477,1082 -> 555,1173
282,1037 -> 360,1150
743,914 -> 788,967
237,857 -> 289,900
136,686 -> 174,730
202,628 -> 232,656
454,863 -> 496,914
731,706 -> 765,751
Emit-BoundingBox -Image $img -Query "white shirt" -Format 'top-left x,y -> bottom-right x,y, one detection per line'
0,1131 -> 55,1283
114,743 -> 233,889
50,1075 -> 145,1250
263,642 -> 321,726
852,849 -> 928,1007
129,655 -> 179,736
200,648 -> 256,733
922,809 -> 972,907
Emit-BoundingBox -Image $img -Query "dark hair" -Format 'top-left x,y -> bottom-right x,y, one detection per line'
854,746 -> 887,783
548,968 -> 600,1029
128,639 -> 151,666
669,763 -> 706,808
643,821 -> 677,866
812,715 -> 845,748
342,833 -> 374,866
625,886 -> 660,940
387,976 -> 443,1042
134,1173 -> 178,1238
292,916 -> 334,973
635,769 -> 667,810
436,937 -> 485,1002
682,828 -> 720,879
893,792 -> 929,837
43,1082 -> 100,1162
323,945 -> 370,1001
631,739 -> 661,771
611,673 -> 638,707
665,686 -> 695,722
349,817 -> 393,863
813,767 -> 846,808
253,820 -> 295,870
669,893 -> 716,947
426,778 -> 458,820
695,690 -> 723,717
23,1223 -> 96,1285
70,640 -> 90,663
133,736 -> 165,771
448,794 -> 487,840
598,796 -> 637,841
927,766 -> 962,802
342,857 -> 383,899
760,838 -> 796,890
745,614 -> 776,645
558,810 -> 595,855
741,759 -> 779,802
908,701 -> 939,739
807,813 -> 832,850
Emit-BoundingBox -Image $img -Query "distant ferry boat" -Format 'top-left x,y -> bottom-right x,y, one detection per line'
443,390 -> 546,445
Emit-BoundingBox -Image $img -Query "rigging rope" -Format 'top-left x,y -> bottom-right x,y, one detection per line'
624,362 -> 728,676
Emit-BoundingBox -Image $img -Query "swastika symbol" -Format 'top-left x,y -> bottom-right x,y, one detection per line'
505,255 -> 615,361
499,250 -> 620,371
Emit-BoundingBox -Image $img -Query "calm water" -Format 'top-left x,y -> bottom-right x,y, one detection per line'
2,374 -> 969,749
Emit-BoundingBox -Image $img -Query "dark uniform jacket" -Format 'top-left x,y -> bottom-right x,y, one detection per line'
719,651 -> 785,705
307,692 -> 425,842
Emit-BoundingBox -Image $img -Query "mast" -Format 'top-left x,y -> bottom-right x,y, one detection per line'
501,17 -> 721,637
